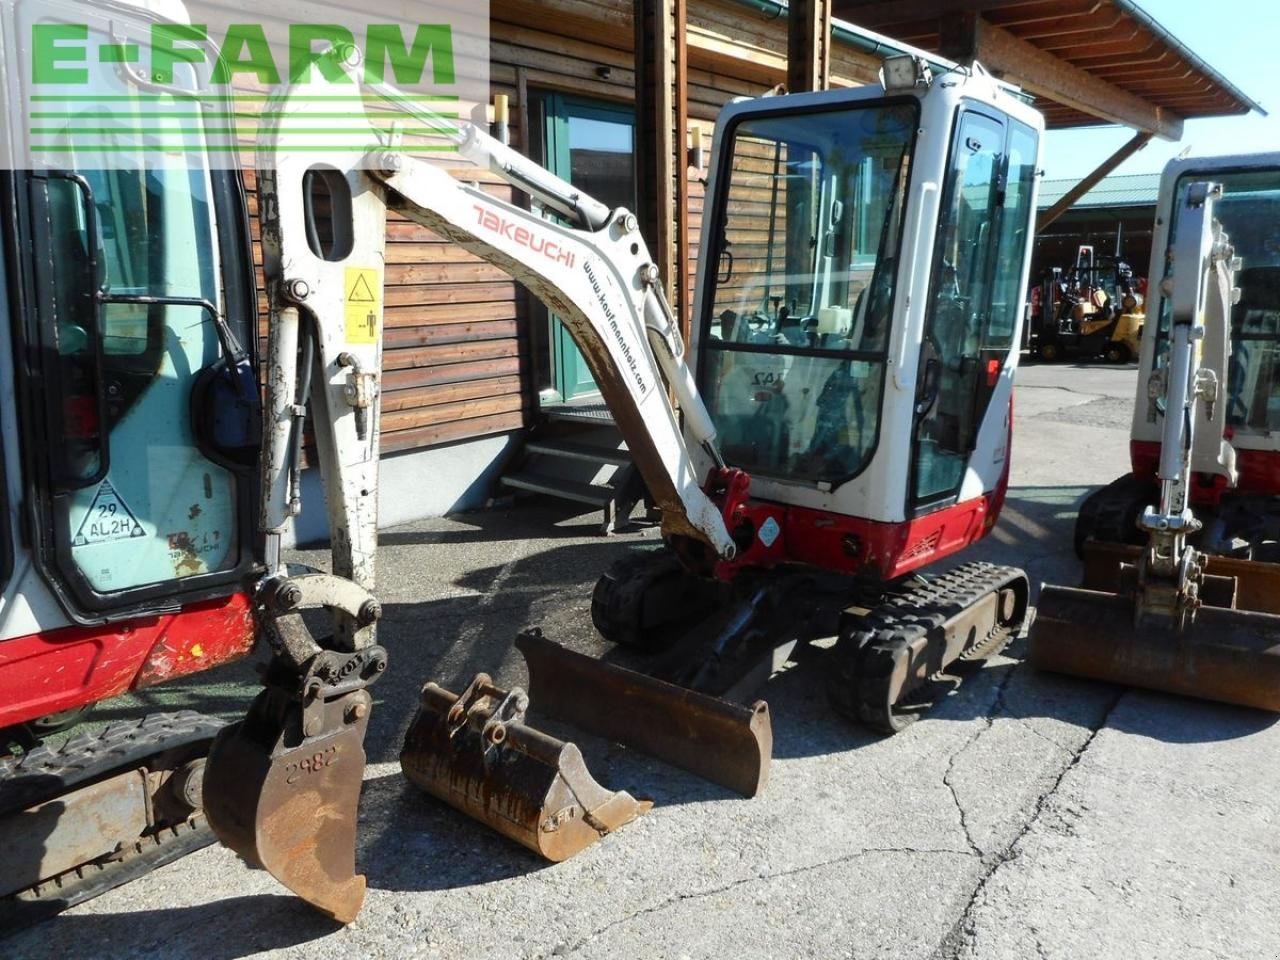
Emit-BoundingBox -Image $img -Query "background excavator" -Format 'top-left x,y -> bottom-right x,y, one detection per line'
1030,152 -> 1280,711
0,0 -> 1044,930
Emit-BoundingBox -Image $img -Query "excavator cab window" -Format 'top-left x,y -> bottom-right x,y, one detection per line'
699,102 -> 919,483
9,9 -> 258,617
1154,168 -> 1280,434
20,158 -> 259,613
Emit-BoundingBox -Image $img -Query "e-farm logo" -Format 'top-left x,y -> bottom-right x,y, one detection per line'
33,23 -> 457,87
22,1 -> 489,168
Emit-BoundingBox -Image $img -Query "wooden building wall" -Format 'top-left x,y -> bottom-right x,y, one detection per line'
246,0 -> 883,456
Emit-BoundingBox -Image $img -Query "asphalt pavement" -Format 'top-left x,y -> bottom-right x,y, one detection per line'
5,359 -> 1277,960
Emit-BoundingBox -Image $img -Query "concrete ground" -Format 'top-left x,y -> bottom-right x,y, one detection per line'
7,360 -> 1279,960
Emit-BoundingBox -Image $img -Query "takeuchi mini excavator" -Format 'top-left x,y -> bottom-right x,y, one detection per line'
201,50 -> 1042,918
1030,153 -> 1280,711
0,0 -> 1044,928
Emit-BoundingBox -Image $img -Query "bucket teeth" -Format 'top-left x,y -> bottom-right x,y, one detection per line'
204,686 -> 372,923
400,674 -> 651,861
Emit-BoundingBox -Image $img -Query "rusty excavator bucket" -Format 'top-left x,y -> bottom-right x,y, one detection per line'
203,645 -> 388,924
399,629 -> 773,858
1029,550 -> 1280,713
401,672 -> 651,860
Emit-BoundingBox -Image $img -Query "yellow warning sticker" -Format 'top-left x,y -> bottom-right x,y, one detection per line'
344,267 -> 382,344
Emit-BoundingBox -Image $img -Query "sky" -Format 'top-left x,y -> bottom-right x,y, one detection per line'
1040,0 -> 1277,181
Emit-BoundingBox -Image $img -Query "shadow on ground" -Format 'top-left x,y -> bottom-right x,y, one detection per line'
7,896 -> 341,960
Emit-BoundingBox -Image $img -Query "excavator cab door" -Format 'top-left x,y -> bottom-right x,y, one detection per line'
7,4 -> 260,623
910,110 -> 1038,511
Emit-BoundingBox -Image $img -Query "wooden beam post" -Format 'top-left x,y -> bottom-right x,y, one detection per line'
1037,131 -> 1153,233
634,0 -> 678,309
788,0 -> 832,94
673,0 -> 690,337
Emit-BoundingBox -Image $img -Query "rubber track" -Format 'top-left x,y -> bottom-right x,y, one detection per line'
0,712 -> 224,934
1074,473 -> 1151,559
592,550 -> 701,653
828,562 -> 1029,734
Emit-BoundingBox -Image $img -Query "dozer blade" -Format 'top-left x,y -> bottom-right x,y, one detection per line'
1029,584 -> 1280,712
516,629 -> 773,797
203,685 -> 373,923
400,673 -> 650,861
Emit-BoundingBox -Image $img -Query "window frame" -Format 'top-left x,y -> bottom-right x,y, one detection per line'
1152,167 -> 1280,432
695,96 -> 923,487
907,106 -> 1039,515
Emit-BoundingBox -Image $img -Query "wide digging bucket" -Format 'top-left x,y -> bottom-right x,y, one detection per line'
204,686 -> 372,923
516,629 -> 773,797
1028,584 -> 1280,712
400,674 -> 651,861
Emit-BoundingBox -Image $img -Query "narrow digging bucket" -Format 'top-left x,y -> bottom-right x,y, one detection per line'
204,686 -> 372,924
400,674 -> 650,861
1028,584 -> 1280,712
516,629 -> 773,797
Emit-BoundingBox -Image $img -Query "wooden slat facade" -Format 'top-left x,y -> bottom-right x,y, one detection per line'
241,0 -> 885,456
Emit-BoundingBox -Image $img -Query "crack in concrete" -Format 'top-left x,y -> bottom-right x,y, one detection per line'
928,688 -> 1126,960
553,846 -> 976,959
942,665 -> 1018,857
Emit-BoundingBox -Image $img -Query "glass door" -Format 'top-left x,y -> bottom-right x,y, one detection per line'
13,5 -> 258,616
911,109 -> 1038,510
539,94 -> 636,403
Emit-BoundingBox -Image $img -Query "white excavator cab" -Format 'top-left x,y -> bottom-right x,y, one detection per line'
688,70 -> 1042,579
0,0 -> 264,927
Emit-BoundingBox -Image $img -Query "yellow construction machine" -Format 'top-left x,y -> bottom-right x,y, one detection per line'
1030,153 -> 1280,710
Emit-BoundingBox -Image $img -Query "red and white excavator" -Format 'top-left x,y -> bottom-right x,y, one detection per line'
1031,152 -> 1280,709
0,0 -> 1044,928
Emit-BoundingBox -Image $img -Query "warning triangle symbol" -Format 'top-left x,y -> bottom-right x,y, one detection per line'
348,273 -> 376,303
71,479 -> 146,547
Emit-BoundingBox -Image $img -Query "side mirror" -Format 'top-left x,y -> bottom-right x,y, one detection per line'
191,355 -> 262,472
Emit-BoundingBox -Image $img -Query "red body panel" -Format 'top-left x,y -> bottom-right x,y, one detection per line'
714,493 -> 998,581
710,398 -> 1013,582
1132,439 -> 1280,505
0,593 -> 257,729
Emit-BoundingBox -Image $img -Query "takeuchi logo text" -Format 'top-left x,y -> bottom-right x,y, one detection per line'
473,206 -> 576,269
31,23 -> 456,86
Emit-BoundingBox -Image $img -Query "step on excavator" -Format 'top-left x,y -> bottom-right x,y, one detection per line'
1030,153 -> 1280,710
0,0 -> 1044,928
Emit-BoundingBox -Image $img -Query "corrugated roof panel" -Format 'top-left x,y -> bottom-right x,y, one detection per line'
1037,172 -> 1162,210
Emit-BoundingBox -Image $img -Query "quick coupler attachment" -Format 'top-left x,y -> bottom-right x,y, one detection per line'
400,673 -> 651,861
204,645 -> 387,924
